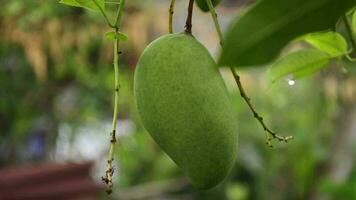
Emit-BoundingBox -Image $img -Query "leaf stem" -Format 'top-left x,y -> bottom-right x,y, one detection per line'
169,0 -> 176,34
206,0 -> 224,46
93,0 -> 115,28
205,0 -> 293,146
114,0 -> 126,28
185,0 -> 194,34
101,0 -> 126,194
105,1 -> 121,5
342,14 -> 356,54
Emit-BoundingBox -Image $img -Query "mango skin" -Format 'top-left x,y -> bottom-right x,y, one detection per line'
134,33 -> 238,189
195,0 -> 222,12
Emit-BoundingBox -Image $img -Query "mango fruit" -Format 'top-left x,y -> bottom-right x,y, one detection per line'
134,33 -> 238,189
195,0 -> 222,12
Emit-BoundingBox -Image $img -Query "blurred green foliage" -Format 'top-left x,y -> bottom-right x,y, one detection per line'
1,1 -> 356,200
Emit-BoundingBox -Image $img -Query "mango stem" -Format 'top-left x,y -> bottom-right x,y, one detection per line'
169,0 -> 176,34
185,0 -> 194,34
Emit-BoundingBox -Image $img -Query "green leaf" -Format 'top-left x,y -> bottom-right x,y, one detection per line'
105,31 -> 116,41
266,49 -> 331,84
195,0 -> 222,12
117,32 -> 128,41
105,31 -> 128,42
300,32 -> 348,57
59,0 -> 104,12
219,0 -> 356,67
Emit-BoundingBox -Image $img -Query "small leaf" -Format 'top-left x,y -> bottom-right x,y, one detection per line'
105,31 -> 128,42
105,31 -> 117,41
219,0 -> 356,67
300,32 -> 348,57
267,49 -> 331,84
117,32 -> 128,41
59,0 -> 104,12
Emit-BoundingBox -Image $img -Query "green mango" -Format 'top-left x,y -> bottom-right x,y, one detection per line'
195,0 -> 222,12
134,33 -> 238,189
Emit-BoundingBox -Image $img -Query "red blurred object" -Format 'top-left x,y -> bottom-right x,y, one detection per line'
0,162 -> 104,200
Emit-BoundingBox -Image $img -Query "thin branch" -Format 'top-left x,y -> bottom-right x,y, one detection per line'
342,14 -> 356,55
101,37 -> 120,194
230,69 -> 293,146
185,0 -> 194,34
169,0 -> 176,34
93,0 -> 115,28
205,0 -> 224,45
114,0 -> 126,28
205,0 -> 293,146
102,0 -> 126,194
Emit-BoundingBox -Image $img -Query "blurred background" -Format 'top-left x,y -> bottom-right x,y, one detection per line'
1,0 -> 356,199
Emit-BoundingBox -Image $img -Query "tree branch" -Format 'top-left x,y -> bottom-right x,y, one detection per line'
101,0 -> 127,194
205,0 -> 293,146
